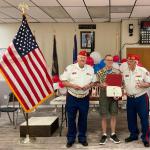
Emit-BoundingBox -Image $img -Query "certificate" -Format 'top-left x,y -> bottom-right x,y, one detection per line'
106,86 -> 122,97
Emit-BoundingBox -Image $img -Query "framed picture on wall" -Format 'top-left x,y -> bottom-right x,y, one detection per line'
80,31 -> 95,51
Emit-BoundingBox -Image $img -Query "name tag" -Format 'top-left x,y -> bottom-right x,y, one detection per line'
125,74 -> 129,79
135,76 -> 142,81
72,72 -> 77,75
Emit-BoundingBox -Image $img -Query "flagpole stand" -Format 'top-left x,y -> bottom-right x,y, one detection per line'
21,134 -> 30,144
20,135 -> 36,144
20,113 -> 36,144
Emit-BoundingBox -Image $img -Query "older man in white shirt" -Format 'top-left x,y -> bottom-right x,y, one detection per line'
60,50 -> 95,148
122,54 -> 150,147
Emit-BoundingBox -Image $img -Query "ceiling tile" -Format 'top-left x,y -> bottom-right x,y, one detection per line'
136,0 -> 150,6
55,18 -> 73,22
58,0 -> 84,6
111,0 -> 135,6
84,0 -> 109,6
41,6 -> 70,18
36,18 -> 56,22
111,18 -> 121,22
0,18 -> 20,23
111,6 -> 132,13
0,12 -> 11,18
64,7 -> 90,18
0,20 -> 5,23
0,0 -> 10,7
88,6 -> 109,18
31,0 -> 60,6
18,16 -> 38,22
27,7 -> 52,18
5,0 -> 35,6
74,18 -> 92,22
93,18 -> 109,22
131,6 -> 150,18
0,7 -> 21,18
111,13 -> 130,18
28,19 -> 38,23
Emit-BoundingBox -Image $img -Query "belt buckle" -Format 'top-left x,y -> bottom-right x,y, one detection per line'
129,95 -> 135,98
131,95 -> 135,98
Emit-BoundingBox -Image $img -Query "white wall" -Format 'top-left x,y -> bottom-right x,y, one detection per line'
1,20 -> 150,106
0,22 -> 120,74
1,20 -> 150,74
121,19 -> 150,58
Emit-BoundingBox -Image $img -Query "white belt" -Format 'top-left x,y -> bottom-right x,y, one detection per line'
68,90 -> 89,98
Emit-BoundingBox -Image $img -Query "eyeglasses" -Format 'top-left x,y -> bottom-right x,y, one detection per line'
127,59 -> 135,62
105,59 -> 113,62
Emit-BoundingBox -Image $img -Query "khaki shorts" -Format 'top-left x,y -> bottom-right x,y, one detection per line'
99,89 -> 118,118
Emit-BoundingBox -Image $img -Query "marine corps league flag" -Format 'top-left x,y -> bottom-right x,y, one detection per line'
73,34 -> 77,63
52,35 -> 59,76
0,15 -> 54,112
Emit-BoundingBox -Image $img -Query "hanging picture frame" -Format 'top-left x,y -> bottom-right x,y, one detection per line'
80,31 -> 95,51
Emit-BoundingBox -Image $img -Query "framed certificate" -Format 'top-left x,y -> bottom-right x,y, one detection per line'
106,86 -> 122,97
106,74 -> 122,87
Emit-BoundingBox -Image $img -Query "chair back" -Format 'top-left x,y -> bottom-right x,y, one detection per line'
7,93 -> 18,107
90,86 -> 100,101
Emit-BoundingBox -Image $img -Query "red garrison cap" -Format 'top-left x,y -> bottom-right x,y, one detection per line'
78,50 -> 87,57
127,54 -> 140,61
113,55 -> 120,62
121,58 -> 127,63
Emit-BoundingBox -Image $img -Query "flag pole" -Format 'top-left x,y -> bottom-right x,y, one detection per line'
18,3 -> 34,144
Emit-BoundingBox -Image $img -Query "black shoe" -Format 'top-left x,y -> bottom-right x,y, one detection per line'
99,135 -> 107,145
143,141 -> 149,147
110,134 -> 120,144
125,136 -> 138,143
79,141 -> 88,146
66,142 -> 74,148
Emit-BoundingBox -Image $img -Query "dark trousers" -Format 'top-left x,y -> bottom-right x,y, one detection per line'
66,93 -> 89,143
127,94 -> 149,142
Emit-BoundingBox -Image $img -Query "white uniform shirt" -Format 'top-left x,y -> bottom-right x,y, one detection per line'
60,63 -> 96,98
120,62 -> 128,73
122,65 -> 150,96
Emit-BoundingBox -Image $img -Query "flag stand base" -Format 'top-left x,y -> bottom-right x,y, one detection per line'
20,134 -> 36,144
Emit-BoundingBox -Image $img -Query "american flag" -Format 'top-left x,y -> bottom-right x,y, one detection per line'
0,15 -> 54,112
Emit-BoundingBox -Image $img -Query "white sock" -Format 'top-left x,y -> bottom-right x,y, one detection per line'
111,132 -> 115,136
103,133 -> 107,136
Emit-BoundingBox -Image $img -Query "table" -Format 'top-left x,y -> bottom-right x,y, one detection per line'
50,96 -> 99,136
20,116 -> 59,137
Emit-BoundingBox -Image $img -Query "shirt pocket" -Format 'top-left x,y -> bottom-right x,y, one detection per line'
85,72 -> 93,83
70,72 -> 79,80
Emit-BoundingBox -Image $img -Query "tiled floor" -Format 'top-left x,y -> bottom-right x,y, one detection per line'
0,107 -> 149,150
